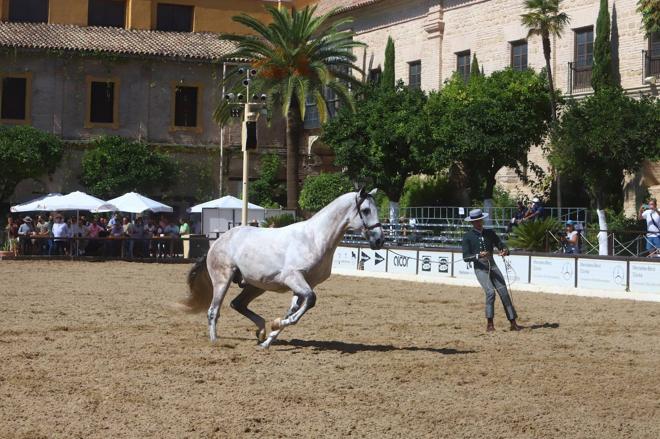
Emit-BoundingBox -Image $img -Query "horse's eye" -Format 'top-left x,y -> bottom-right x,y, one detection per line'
362,208 -> 371,215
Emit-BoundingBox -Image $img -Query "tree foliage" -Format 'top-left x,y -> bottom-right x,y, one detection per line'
592,0 -> 614,91
470,53 -> 481,81
298,172 -> 354,212
81,136 -> 177,198
248,153 -> 285,208
217,5 -> 364,210
426,68 -> 552,200
382,36 -> 395,90
550,87 -> 660,210
637,0 -> 660,36
0,125 -> 63,203
322,81 -> 431,202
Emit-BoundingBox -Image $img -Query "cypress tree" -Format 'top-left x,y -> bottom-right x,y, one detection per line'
382,36 -> 395,89
470,53 -> 481,80
592,0 -> 614,91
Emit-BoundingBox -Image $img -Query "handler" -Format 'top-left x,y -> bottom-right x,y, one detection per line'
462,209 -> 522,332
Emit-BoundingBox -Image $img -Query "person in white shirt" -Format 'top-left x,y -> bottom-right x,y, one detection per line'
639,198 -> 660,257
51,214 -> 69,255
561,221 -> 579,254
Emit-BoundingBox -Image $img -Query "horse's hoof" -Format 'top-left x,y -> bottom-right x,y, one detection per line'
256,328 -> 267,343
271,318 -> 282,331
258,341 -> 270,350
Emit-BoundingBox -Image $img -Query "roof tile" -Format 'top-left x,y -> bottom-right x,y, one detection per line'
315,0 -> 384,16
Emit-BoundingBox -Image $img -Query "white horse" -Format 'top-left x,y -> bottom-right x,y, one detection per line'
182,188 -> 384,349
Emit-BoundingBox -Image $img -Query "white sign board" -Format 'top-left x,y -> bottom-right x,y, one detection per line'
629,261 -> 660,294
495,255 -> 530,285
530,256 -> 575,288
359,248 -> 387,273
417,251 -> 453,278
332,246 -> 358,271
452,252 -> 475,279
578,259 -> 627,291
386,249 -> 418,275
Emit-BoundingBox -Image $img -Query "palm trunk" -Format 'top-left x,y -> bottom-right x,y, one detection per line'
286,102 -> 302,211
543,34 -> 561,208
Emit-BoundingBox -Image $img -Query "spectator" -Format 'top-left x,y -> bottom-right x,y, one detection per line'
86,217 -> 103,255
145,217 -> 157,257
70,217 -> 88,256
523,197 -> 544,222
121,216 -> 134,257
5,216 -> 19,256
34,215 -> 49,254
639,198 -> 660,257
164,219 -> 180,257
507,201 -> 527,232
561,220 -> 580,254
51,214 -> 69,255
18,216 -> 34,255
179,218 -> 191,258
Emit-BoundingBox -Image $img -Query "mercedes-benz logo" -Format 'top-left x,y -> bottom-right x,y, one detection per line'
561,262 -> 573,280
613,266 -> 625,285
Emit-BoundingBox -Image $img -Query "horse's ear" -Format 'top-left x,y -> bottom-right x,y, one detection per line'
358,187 -> 367,198
368,188 -> 378,196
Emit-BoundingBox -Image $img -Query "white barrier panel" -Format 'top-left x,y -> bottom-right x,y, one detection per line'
629,261 -> 660,294
417,251 -> 453,278
530,256 -> 575,287
359,248 -> 387,273
578,259 -> 627,292
387,249 -> 418,275
495,255 -> 530,285
332,246 -> 358,271
453,252 -> 475,279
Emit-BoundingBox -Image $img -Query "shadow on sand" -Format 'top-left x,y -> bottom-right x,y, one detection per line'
274,339 -> 476,355
526,322 -> 560,330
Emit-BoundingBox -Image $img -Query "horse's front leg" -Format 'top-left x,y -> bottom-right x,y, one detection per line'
260,276 -> 315,349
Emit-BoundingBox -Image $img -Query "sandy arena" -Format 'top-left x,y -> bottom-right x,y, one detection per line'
1,260 -> 659,438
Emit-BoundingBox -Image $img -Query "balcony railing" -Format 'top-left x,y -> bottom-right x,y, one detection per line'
642,50 -> 660,82
567,62 -> 592,95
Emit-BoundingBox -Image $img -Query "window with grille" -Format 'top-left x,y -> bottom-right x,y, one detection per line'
409,61 -> 421,89
651,32 -> 660,58
511,40 -> 528,71
156,3 -> 193,32
174,86 -> 198,127
574,27 -> 594,67
8,0 -> 49,23
1,77 -> 28,121
456,51 -> 471,82
90,81 -> 116,124
88,0 -> 126,28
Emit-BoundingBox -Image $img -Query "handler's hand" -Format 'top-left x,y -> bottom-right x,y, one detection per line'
479,251 -> 490,258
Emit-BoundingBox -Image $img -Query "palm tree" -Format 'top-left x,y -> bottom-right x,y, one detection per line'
521,0 -> 570,122
637,0 -> 660,36
217,5 -> 363,210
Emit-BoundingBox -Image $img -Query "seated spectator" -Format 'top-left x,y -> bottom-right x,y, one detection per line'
639,198 -> 660,257
51,214 -> 69,255
18,216 -> 35,255
523,197 -> 545,222
508,201 -> 527,232
561,220 -> 580,254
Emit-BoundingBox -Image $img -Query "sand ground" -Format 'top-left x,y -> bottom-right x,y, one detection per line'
1,260 -> 659,438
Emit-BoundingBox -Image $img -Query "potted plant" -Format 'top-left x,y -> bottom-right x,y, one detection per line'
0,240 -> 13,259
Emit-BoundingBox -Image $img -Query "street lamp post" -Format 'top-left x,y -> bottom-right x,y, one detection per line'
224,67 -> 267,226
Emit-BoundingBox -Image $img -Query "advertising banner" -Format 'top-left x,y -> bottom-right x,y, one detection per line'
386,249 -> 418,275
332,246 -> 359,271
495,255 -> 530,285
358,248 -> 387,273
530,256 -> 576,288
629,261 -> 660,294
417,251 -> 453,278
578,259 -> 627,291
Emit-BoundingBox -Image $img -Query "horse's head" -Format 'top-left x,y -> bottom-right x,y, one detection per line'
350,188 -> 384,250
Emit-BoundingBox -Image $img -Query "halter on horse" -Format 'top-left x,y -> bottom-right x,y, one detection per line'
182,188 -> 384,349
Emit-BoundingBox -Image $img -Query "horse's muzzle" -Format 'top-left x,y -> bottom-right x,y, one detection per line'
367,229 -> 384,250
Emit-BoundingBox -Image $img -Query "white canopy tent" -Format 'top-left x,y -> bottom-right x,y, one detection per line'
188,195 -> 264,213
10,193 -> 63,212
40,191 -> 116,212
102,192 -> 173,214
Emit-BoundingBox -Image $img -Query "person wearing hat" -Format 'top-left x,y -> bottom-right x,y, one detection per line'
561,220 -> 579,254
18,216 -> 35,255
523,197 -> 544,222
462,209 -> 522,332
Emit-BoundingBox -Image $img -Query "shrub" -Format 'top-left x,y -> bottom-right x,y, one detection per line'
508,217 -> 562,252
299,173 -> 354,212
262,214 -> 297,228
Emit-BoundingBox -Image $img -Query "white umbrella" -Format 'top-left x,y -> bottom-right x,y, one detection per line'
10,193 -> 63,212
42,191 -> 116,212
188,195 -> 264,213
102,192 -> 173,214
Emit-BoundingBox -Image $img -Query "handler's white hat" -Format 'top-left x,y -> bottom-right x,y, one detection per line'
464,208 -> 489,222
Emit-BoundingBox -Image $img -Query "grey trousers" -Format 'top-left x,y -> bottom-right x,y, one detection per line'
474,264 -> 517,320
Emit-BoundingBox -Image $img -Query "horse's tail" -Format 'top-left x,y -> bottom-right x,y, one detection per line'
180,254 -> 213,313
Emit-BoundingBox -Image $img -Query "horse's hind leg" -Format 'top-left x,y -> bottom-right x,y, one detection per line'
230,284 -> 267,342
207,267 -> 234,343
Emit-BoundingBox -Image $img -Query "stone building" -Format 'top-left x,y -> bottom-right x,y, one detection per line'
314,0 -> 660,211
